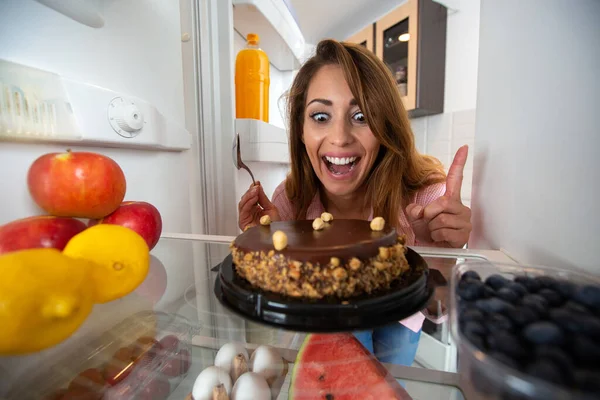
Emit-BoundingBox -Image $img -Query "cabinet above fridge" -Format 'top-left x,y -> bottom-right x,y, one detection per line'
346,0 -> 448,117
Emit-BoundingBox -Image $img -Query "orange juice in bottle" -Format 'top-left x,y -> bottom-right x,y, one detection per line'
235,33 -> 270,122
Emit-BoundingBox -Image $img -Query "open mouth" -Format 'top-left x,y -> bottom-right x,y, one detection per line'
322,155 -> 360,176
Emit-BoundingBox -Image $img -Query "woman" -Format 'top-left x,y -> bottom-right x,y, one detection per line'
238,39 -> 472,366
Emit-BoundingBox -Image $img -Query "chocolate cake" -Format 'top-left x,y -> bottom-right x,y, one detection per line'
230,218 -> 411,299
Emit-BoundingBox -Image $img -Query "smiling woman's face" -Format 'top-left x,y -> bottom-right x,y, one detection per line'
303,64 -> 380,198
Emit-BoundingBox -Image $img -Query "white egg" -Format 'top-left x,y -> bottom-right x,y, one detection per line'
191,366 -> 232,400
249,345 -> 284,384
231,372 -> 271,400
214,342 -> 250,380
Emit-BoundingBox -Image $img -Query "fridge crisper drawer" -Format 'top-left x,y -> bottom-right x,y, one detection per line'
7,311 -> 195,400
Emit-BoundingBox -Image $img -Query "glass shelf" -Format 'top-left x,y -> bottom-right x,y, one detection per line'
0,236 -> 514,399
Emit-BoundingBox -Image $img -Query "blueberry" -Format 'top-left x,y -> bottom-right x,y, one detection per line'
482,285 -> 496,298
549,308 -> 600,336
579,315 -> 600,336
496,287 -> 519,303
515,276 -> 541,292
535,346 -> 574,376
573,285 -> 600,311
523,322 -> 565,345
573,369 -> 600,395
485,274 -> 509,290
487,331 -> 528,359
463,321 -> 487,337
468,334 -> 486,351
554,280 -> 576,298
457,279 -> 486,301
535,276 -> 558,289
505,306 -> 540,327
526,360 -> 564,385
476,298 -> 516,314
537,288 -> 564,307
459,308 -> 485,323
572,335 -> 600,366
488,351 -> 519,369
505,281 -> 528,297
488,313 -> 515,332
563,300 -> 591,314
458,300 -> 471,314
462,270 -> 481,281
521,294 -> 549,316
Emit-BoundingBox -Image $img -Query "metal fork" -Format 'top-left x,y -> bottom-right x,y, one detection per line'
232,132 -> 256,185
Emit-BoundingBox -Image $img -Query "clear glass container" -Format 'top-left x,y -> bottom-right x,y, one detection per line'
450,260 -> 600,400
7,310 -> 196,400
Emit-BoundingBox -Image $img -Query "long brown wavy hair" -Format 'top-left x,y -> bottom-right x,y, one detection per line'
284,39 -> 446,226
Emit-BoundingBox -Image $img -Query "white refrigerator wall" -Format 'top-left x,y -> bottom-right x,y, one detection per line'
0,0 -> 197,229
471,0 -> 600,273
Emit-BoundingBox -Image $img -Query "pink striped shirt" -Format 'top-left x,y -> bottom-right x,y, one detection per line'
271,180 -> 446,332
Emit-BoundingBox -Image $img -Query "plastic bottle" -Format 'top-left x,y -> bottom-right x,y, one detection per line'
235,33 -> 270,122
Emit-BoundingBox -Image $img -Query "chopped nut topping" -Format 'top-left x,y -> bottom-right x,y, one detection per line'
312,217 -> 325,231
370,217 -> 385,231
230,240 -> 412,300
349,257 -> 362,271
379,247 -> 390,260
333,267 -> 348,280
272,230 -> 288,250
374,261 -> 386,271
321,212 -> 333,222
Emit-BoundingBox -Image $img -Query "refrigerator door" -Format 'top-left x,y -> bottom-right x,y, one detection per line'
0,0 -> 210,393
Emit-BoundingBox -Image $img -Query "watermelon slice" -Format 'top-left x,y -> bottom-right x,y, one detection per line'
289,333 -> 413,400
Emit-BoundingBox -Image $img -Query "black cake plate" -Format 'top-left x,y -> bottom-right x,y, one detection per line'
213,248 -> 445,332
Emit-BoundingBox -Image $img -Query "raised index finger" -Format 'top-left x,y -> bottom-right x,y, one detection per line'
445,145 -> 469,200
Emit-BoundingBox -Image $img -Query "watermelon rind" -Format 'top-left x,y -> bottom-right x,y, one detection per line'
288,333 -> 312,399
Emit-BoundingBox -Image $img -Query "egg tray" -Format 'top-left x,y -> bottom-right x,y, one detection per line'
214,248 -> 444,332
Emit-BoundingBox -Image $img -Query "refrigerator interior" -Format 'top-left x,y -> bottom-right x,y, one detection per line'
0,0 -> 213,389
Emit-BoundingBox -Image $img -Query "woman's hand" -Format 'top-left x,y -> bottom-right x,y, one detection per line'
406,145 -> 472,248
238,181 -> 281,231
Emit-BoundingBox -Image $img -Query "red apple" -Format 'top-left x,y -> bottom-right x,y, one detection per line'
27,150 -> 126,219
89,201 -> 162,250
0,216 -> 86,255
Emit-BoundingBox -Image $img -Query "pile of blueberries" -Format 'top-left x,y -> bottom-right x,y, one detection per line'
456,269 -> 600,399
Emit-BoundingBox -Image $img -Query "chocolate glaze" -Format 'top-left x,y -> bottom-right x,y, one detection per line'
234,219 -> 398,264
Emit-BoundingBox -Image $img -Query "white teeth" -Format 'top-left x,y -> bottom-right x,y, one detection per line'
325,156 -> 357,165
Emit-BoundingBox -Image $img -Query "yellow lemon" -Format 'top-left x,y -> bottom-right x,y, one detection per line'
63,224 -> 150,303
0,248 -> 95,355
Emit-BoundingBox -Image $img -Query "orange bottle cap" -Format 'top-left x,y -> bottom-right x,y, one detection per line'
247,33 -> 259,45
